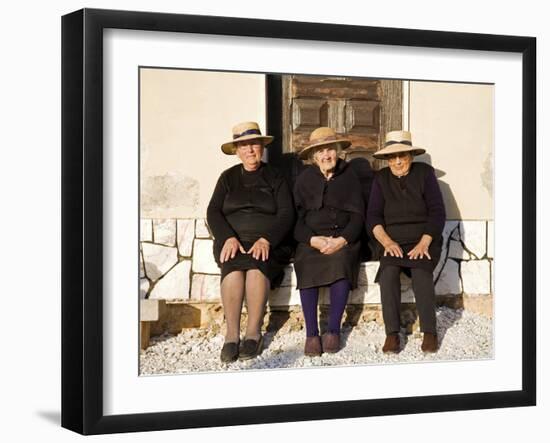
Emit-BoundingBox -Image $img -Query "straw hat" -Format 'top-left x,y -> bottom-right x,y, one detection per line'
221,122 -> 273,155
373,130 -> 426,159
298,127 -> 351,159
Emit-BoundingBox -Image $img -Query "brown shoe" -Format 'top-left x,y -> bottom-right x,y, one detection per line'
382,334 -> 400,354
321,333 -> 340,353
421,333 -> 438,353
304,336 -> 322,357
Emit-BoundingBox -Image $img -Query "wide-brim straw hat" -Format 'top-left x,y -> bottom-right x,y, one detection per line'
221,121 -> 273,155
373,130 -> 426,159
298,127 -> 351,159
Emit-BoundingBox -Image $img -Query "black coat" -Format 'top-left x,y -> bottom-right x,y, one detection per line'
293,159 -> 365,289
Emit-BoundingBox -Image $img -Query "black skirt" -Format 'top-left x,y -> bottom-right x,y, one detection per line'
374,235 -> 442,282
293,241 -> 361,290
213,239 -> 293,289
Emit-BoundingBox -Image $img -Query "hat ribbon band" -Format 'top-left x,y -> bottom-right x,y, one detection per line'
233,128 -> 262,139
384,140 -> 412,147
309,135 -> 340,145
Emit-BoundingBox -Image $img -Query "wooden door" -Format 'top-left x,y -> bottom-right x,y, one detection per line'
279,75 -> 402,169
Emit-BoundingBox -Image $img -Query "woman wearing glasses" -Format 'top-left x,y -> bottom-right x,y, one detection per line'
366,130 -> 446,354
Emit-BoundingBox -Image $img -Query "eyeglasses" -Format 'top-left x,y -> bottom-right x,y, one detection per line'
386,153 -> 412,161
236,142 -> 263,151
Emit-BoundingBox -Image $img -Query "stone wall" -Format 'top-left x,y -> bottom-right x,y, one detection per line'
140,218 -> 493,308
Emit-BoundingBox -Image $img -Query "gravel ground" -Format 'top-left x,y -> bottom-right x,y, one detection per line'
140,307 -> 493,375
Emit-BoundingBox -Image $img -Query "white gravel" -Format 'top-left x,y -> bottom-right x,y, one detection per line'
140,307 -> 493,375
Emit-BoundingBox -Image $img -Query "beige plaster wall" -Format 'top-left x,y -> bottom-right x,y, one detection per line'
408,81 -> 494,220
140,68 -> 266,218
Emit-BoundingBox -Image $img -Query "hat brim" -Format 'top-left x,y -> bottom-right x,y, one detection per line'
373,144 -> 426,159
221,135 -> 274,155
298,139 -> 351,159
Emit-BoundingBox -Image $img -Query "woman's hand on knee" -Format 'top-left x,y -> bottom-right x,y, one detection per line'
407,235 -> 432,260
383,240 -> 404,258
220,237 -> 246,263
248,237 -> 270,261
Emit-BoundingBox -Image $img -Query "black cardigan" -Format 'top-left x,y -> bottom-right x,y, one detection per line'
293,159 -> 365,244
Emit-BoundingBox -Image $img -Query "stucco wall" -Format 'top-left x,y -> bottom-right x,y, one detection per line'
140,68 -> 266,218
408,81 -> 494,220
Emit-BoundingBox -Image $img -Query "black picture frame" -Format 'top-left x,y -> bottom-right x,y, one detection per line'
61,8 -> 536,435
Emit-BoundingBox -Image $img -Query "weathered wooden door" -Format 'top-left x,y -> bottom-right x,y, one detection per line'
280,75 -> 402,168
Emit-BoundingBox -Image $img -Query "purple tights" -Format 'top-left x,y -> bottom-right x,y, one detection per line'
299,279 -> 351,337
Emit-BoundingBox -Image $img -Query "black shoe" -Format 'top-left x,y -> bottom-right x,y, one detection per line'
220,341 -> 239,363
239,335 -> 264,360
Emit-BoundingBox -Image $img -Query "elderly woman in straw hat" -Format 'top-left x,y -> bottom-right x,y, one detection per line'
293,127 -> 365,356
366,130 -> 446,354
207,122 -> 295,363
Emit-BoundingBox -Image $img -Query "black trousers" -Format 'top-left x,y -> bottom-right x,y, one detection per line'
378,265 -> 437,335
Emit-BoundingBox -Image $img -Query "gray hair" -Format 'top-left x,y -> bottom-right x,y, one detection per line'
309,144 -> 342,164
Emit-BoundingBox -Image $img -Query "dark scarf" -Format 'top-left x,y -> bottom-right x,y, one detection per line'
294,159 -> 364,215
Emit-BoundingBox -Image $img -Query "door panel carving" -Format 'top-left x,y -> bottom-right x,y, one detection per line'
281,75 -> 402,169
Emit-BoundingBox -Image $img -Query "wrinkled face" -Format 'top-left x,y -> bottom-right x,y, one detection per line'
312,146 -> 339,174
387,152 -> 413,177
235,140 -> 264,170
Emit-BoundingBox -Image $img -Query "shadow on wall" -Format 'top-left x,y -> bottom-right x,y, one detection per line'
271,152 -> 307,193
417,153 -> 461,221
418,153 -> 464,290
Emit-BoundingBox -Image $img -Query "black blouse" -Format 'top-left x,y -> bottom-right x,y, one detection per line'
206,163 -> 295,248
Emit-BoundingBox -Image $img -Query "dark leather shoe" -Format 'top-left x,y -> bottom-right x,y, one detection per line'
304,336 -> 322,357
421,333 -> 438,353
239,335 -> 263,360
321,333 -> 340,353
382,334 -> 400,354
220,342 -> 239,363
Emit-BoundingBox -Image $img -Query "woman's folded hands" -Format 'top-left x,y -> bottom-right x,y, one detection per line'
310,236 -> 347,255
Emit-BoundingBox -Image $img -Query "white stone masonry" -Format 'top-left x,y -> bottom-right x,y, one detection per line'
149,260 -> 191,300
142,243 -> 178,281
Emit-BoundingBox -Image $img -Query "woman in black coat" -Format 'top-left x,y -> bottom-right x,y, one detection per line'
207,122 -> 295,363
366,130 -> 446,354
293,127 -> 365,356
